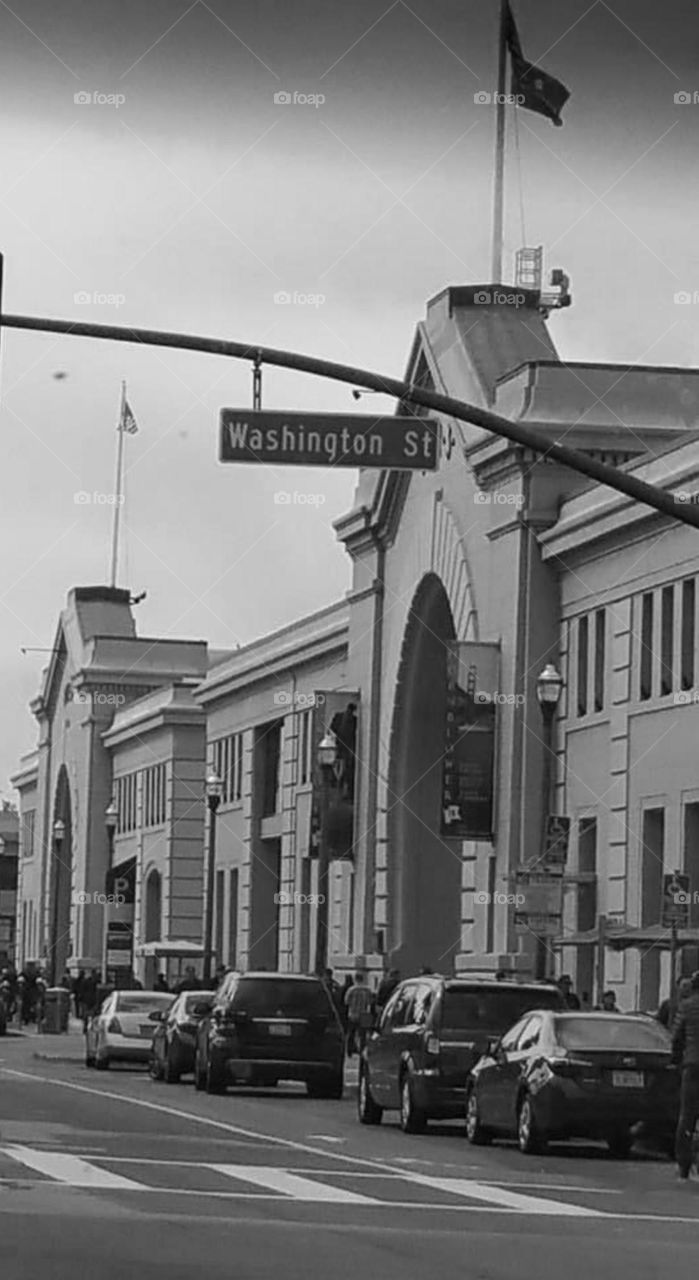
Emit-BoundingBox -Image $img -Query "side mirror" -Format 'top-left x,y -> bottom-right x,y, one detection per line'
487,1036 -> 502,1058
148,1009 -> 165,1022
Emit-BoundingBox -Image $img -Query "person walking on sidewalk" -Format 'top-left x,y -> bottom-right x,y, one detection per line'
344,971 -> 374,1057
671,969 -> 699,1180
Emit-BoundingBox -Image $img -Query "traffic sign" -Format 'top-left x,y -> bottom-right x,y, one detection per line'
219,409 -> 439,471
661,872 -> 691,928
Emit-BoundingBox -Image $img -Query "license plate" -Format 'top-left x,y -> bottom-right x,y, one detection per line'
612,1070 -> 644,1088
269,1023 -> 292,1037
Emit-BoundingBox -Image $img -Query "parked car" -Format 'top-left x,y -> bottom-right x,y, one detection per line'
85,990 -> 175,1069
194,971 -> 344,1097
358,976 -> 565,1132
149,990 -> 215,1082
465,1009 -> 677,1157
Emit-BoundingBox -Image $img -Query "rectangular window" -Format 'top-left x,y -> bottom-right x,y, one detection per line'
143,764 -> 166,828
22,809 -> 35,858
115,772 -> 138,834
299,709 -> 312,785
682,578 -> 695,691
640,593 -> 654,701
660,586 -> 674,696
594,610 -> 605,712
228,869 -> 239,968
213,733 -> 243,805
577,615 -> 589,716
261,721 -> 283,817
684,803 -> 699,930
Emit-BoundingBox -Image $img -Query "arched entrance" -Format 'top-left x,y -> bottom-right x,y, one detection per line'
50,766 -> 73,982
143,870 -> 162,988
386,574 -> 462,976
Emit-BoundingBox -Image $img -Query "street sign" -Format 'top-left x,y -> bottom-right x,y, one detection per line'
219,409 -> 439,471
542,815 -> 570,873
661,872 -> 691,928
514,869 -> 563,936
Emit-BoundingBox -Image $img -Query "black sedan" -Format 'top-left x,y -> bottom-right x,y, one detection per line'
465,1009 -> 676,1158
149,991 -> 215,1083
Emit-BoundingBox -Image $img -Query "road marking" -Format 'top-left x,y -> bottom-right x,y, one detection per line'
400,1172 -> 603,1217
209,1164 -> 379,1204
306,1134 -> 345,1143
2,1145 -> 144,1190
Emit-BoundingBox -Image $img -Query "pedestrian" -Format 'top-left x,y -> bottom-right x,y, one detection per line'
154,973 -> 170,993
671,969 -> 699,1180
597,990 -> 620,1012
322,967 -> 344,1024
420,965 -> 433,976
375,968 -> 401,1011
580,990 -> 592,1010
344,970 -> 374,1057
175,965 -> 201,994
81,968 -> 101,1033
214,965 -> 227,988
72,969 -> 85,1021
556,974 -> 581,1010
658,977 -> 692,1029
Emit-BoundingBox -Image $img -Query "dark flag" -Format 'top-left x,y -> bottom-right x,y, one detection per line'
504,2 -> 569,127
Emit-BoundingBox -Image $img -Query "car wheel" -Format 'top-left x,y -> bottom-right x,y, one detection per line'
206,1059 -> 226,1095
163,1047 -> 181,1084
194,1048 -> 206,1092
607,1128 -> 633,1159
465,1088 -> 492,1145
307,1072 -> 344,1100
517,1094 -> 546,1155
400,1071 -> 427,1134
357,1068 -> 383,1125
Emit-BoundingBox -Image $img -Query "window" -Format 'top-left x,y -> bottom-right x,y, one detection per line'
519,1015 -> 543,1051
500,1018 -> 529,1053
115,772 -> 138,834
576,615 -> 589,716
228,869 -> 239,968
640,593 -> 654,700
660,585 -> 674,696
555,1015 -> 669,1052
22,809 -> 35,858
298,709 -> 313,785
142,763 -> 166,828
412,983 -> 435,1026
594,610 -> 605,712
212,733 -> 243,806
681,579 -> 695,691
260,721 -> 283,817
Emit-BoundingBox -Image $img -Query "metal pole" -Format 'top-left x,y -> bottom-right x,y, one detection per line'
596,914 -> 607,1006
491,0 -> 508,282
50,838 -> 61,987
315,767 -> 331,975
203,798 -> 219,986
109,381 -> 126,587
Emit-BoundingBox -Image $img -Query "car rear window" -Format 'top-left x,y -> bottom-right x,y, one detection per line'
555,1016 -> 671,1053
441,986 -> 563,1031
184,993 -> 213,1014
231,978 -> 332,1018
115,994 -> 174,1013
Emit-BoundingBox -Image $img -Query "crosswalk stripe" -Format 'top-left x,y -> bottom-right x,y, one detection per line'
208,1164 -> 379,1204
401,1172 -> 604,1217
2,1146 -> 144,1191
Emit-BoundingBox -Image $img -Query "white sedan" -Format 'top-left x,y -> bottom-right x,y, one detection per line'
85,990 -> 175,1069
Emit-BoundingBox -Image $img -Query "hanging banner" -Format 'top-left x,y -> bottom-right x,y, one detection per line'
309,692 -> 359,860
441,642 -> 499,840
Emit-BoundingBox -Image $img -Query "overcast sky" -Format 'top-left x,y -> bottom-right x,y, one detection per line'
1,0 -> 699,795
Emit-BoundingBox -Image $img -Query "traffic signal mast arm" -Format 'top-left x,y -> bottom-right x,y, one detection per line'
3,310 -> 699,530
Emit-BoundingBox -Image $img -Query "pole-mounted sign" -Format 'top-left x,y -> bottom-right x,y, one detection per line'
219,409 -> 439,471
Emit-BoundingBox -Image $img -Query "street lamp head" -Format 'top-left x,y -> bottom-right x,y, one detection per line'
206,770 -> 223,811
0,836 -> 4,854
536,663 -> 564,709
317,730 -> 338,769
53,818 -> 66,844
104,800 -> 118,832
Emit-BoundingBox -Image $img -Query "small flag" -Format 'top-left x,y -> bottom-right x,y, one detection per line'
505,3 -> 569,128
119,397 -> 138,434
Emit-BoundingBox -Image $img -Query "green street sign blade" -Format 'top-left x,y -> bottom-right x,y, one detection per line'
219,409 -> 439,471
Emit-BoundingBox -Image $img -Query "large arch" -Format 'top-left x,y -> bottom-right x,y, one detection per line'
50,765 -> 73,982
386,573 -> 463,976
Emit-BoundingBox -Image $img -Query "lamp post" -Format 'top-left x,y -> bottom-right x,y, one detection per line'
104,801 -> 118,983
534,664 -> 564,980
50,818 -> 66,985
203,771 -> 223,986
315,730 -> 339,976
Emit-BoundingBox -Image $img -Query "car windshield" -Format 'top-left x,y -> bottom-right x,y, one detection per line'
184,993 -> 214,1014
555,1015 -> 671,1052
231,978 -> 332,1018
441,986 -> 562,1031
115,993 -> 174,1013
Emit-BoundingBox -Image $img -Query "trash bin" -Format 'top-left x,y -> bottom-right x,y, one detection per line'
42,987 -> 70,1034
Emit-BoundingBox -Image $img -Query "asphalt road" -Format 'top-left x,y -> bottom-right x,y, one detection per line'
2,1028 -> 699,1280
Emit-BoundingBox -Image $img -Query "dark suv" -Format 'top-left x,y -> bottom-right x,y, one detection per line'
194,971 -> 344,1098
358,975 -> 565,1132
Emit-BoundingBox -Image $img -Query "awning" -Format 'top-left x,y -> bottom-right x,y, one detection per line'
554,924 -> 699,951
134,941 -> 205,958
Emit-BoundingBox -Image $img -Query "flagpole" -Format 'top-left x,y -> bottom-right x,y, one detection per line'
491,0 -> 508,283
109,380 -> 126,588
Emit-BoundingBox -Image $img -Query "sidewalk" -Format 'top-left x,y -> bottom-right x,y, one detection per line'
3,1016 -> 86,1064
